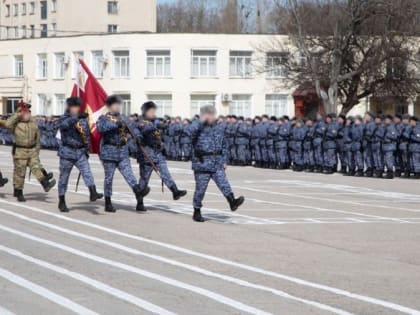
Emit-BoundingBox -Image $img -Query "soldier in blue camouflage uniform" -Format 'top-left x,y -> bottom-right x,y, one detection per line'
266,117 -> 279,168
97,95 -> 149,213
382,115 -> 398,179
393,115 -> 404,177
259,115 -> 270,168
303,118 -> 315,172
173,117 -> 183,160
371,115 -> 385,178
336,115 -> 346,173
251,117 -> 261,167
186,105 -> 244,222
350,116 -> 365,176
135,101 -> 187,211
180,119 -> 192,161
235,117 -> 251,166
57,97 -> 103,212
342,117 -> 354,175
363,112 -> 375,177
225,116 -> 237,165
399,115 -> 412,177
291,119 -> 306,171
408,117 -> 420,178
313,113 -> 326,172
323,114 -> 339,174
275,117 -> 290,169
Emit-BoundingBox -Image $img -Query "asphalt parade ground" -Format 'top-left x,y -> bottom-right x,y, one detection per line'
0,146 -> 419,315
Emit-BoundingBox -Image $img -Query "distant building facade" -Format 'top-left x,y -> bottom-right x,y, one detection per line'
0,0 -> 156,40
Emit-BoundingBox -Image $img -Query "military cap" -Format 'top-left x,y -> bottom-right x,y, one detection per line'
106,95 -> 122,107
200,105 -> 216,115
338,114 -> 346,121
282,115 -> 290,121
365,111 -> 375,119
141,101 -> 157,114
402,114 -> 410,120
270,116 -> 277,122
385,114 -> 393,120
66,97 -> 82,108
262,114 -> 269,119
410,116 -> 418,122
395,114 -> 402,120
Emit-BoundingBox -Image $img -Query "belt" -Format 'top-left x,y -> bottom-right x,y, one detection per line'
64,144 -> 85,149
14,144 -> 36,149
104,142 -> 126,148
195,150 -> 223,157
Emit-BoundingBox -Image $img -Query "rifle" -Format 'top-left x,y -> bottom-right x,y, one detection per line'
123,120 -> 164,193
75,172 -> 81,192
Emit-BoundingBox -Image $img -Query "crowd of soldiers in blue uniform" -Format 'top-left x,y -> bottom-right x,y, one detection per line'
156,112 -> 420,180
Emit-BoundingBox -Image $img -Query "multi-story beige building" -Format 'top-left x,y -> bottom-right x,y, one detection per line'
0,0 -> 156,40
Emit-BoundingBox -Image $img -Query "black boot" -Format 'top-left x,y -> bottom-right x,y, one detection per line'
170,185 -> 187,201
355,170 -> 364,177
105,197 -> 116,212
89,186 -> 103,202
136,199 -> 146,212
394,170 -> 401,178
41,178 -> 56,192
41,169 -> 54,181
365,168 -> 373,178
58,195 -> 69,212
15,189 -> 26,202
193,208 -> 205,222
227,193 -> 244,212
0,172 -> 8,187
133,185 -> 150,212
385,171 -> 394,179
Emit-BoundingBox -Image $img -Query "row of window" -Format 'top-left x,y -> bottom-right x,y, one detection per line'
13,50 -> 288,80
4,0 -> 57,18
32,93 -> 289,118
5,23 -> 55,39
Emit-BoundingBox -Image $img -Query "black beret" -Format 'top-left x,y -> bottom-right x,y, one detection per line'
395,114 -> 402,120
238,116 -> 244,121
231,115 -> 238,120
282,115 -> 290,121
66,97 -> 82,107
254,116 -> 261,120
106,95 -> 122,107
338,114 -> 346,120
270,116 -> 277,121
385,114 -> 393,120
410,116 -> 418,122
262,114 -> 269,119
402,114 -> 410,120
141,101 -> 157,114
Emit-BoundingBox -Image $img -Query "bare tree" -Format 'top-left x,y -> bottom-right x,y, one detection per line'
259,0 -> 420,114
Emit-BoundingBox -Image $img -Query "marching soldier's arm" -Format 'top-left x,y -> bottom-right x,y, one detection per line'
97,116 -> 120,133
4,112 -> 20,131
59,115 -> 78,130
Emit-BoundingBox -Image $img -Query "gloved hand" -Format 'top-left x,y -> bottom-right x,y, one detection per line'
78,113 -> 88,119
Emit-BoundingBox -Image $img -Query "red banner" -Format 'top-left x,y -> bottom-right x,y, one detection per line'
71,59 -> 108,154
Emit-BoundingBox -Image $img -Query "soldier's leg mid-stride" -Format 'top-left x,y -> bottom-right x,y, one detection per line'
0,171 -> 8,188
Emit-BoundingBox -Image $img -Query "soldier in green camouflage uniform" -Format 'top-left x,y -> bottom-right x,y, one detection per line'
3,102 -> 56,202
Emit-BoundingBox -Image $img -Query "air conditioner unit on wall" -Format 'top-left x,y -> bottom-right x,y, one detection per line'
221,93 -> 233,103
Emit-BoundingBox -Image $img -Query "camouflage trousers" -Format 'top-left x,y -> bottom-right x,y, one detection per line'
13,157 -> 45,189
323,148 -> 337,168
275,147 -> 289,164
313,145 -> 324,167
236,144 -> 250,163
364,145 -> 373,169
102,158 -> 138,197
138,154 -> 175,191
371,144 -> 383,170
348,150 -> 364,171
410,152 -> 420,173
383,151 -> 395,171
181,143 -> 192,159
193,169 -> 233,209
58,156 -> 95,196
303,149 -> 315,167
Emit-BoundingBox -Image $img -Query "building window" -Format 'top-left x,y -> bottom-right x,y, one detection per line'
5,5 -> 10,17
229,95 -> 252,118
40,24 -> 48,37
191,50 -> 217,77
265,95 -> 288,117
37,54 -> 48,79
91,51 -> 104,78
190,95 -> 216,116
30,2 -> 35,15
113,50 -> 130,78
266,52 -> 288,79
40,1 -> 48,19
21,26 -> 27,38
51,0 -> 57,12
230,51 -> 253,78
6,98 -> 22,114
38,94 -> 49,116
72,51 -> 84,78
13,4 -> 19,16
14,27 -> 19,38
51,23 -> 57,36
120,94 -> 131,115
54,53 -> 65,79
108,24 -> 118,33
30,25 -> 35,38
146,50 -> 171,78
147,94 -> 172,117
14,55 -> 24,78
108,1 -> 118,14
54,94 -> 66,115
22,3 -> 27,15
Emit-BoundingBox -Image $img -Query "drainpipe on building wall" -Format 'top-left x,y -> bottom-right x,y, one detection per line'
408,98 -> 414,115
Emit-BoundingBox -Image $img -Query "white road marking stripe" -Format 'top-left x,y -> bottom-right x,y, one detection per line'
0,199 -> 418,314
0,245 -> 175,315
0,306 -> 15,315
0,208 -> 352,315
0,267 -> 98,315
0,224 -> 272,315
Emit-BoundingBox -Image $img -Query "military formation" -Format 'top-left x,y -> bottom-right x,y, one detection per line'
159,112 -> 420,180
0,97 -> 244,223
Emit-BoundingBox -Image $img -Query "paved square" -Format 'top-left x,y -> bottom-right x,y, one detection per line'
0,146 -> 419,314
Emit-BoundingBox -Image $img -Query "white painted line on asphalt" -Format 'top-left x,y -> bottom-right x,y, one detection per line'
0,224 -> 273,315
0,199 -> 418,314
0,306 -> 15,315
0,208 -> 352,315
0,245 -> 176,315
0,267 -> 98,315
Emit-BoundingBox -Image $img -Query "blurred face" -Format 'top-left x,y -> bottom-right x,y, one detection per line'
201,112 -> 216,124
410,120 -> 417,127
316,113 -> 322,121
306,120 -> 313,127
364,114 -> 371,122
326,117 -> 332,123
346,119 -> 352,126
355,119 -> 362,125
21,111 -> 31,122
145,108 -> 156,120
375,117 -> 381,124
69,106 -> 80,116
338,117 -> 345,124
403,118 -> 409,124
109,102 -> 121,114
393,117 -> 401,124
385,118 -> 391,125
